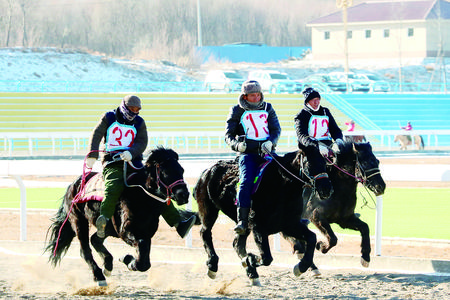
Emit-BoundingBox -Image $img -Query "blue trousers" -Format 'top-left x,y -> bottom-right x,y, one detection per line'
237,153 -> 266,208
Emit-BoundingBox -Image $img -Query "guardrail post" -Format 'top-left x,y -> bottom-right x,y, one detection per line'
375,195 -> 383,256
12,175 -> 27,241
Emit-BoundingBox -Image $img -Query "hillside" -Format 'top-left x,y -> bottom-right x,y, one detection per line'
1,47 -> 449,86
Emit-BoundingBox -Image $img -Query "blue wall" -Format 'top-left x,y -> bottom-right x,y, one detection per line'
195,44 -> 311,63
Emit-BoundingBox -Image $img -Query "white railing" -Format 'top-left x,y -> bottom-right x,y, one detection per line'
1,129 -> 450,156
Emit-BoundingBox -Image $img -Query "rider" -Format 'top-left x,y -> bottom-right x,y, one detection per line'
225,80 -> 281,235
345,119 -> 355,132
86,95 -> 196,239
294,87 -> 345,159
401,121 -> 413,131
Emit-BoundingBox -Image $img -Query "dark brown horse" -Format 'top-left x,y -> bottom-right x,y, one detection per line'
299,141 -> 386,270
45,147 -> 190,286
193,144 -> 333,285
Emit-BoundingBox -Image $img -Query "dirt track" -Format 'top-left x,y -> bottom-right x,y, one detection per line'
0,156 -> 449,299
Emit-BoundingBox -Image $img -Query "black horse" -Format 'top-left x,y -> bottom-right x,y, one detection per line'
300,141 -> 386,269
193,144 -> 333,285
45,147 -> 190,286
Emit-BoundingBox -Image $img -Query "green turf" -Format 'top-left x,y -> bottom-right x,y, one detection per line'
0,186 -> 449,240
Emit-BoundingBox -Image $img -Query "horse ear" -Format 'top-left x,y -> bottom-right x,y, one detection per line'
352,143 -> 357,153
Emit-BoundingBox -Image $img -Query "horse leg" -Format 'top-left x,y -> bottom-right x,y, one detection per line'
198,205 -> 221,279
282,235 -> 321,276
282,221 -> 317,276
232,232 -> 258,283
91,234 -> 114,276
338,214 -> 371,267
74,217 -> 107,286
311,211 -> 338,254
120,238 -> 151,272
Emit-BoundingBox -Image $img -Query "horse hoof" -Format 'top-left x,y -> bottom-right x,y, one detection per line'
361,257 -> 370,268
311,268 -> 321,276
293,264 -> 304,277
103,269 -> 111,277
207,269 -> 217,279
97,280 -> 107,287
250,278 -> 262,286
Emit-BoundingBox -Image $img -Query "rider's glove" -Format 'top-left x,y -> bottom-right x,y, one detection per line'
120,151 -> 132,162
318,144 -> 331,157
236,142 -> 247,153
261,140 -> 273,154
86,157 -> 96,169
332,138 -> 345,154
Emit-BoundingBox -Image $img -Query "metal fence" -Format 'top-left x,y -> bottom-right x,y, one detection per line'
1,130 -> 450,157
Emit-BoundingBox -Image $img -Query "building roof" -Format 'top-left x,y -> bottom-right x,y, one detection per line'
308,0 -> 450,25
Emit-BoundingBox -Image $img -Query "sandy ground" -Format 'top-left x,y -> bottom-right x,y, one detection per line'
0,156 -> 449,299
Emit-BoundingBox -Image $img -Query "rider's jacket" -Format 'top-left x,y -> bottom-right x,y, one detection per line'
294,104 -> 343,147
88,107 -> 148,168
225,97 -> 281,155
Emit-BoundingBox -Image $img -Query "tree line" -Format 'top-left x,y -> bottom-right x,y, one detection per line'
0,0 -> 339,66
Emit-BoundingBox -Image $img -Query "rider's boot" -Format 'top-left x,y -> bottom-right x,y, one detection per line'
96,215 -> 109,238
234,207 -> 250,235
176,215 -> 197,238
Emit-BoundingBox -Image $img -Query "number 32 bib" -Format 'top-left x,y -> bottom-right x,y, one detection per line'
105,121 -> 137,151
240,110 -> 270,141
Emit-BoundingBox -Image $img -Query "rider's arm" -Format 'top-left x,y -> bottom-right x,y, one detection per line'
225,105 -> 244,152
266,103 -> 281,146
325,108 -> 344,141
88,112 -> 109,159
127,118 -> 148,159
294,110 -> 314,146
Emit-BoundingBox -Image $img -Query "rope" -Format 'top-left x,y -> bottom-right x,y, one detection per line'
264,152 -> 310,186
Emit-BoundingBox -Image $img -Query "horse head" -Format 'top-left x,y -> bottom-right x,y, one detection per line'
144,146 -> 190,205
299,143 -> 333,200
353,142 -> 386,196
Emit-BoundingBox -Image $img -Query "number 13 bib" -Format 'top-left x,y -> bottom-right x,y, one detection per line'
240,110 -> 269,141
105,121 -> 137,151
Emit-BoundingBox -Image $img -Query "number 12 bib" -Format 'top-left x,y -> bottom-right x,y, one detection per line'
308,115 -> 331,140
240,110 -> 269,141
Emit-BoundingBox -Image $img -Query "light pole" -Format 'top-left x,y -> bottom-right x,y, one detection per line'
197,0 -> 202,47
336,0 -> 352,91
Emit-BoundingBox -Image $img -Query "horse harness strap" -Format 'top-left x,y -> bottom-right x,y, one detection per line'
266,152 -> 311,186
123,162 -> 172,204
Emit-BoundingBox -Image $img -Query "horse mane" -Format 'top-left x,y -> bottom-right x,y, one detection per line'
144,146 -> 179,166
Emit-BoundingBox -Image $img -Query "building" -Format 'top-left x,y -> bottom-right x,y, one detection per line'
307,0 -> 450,60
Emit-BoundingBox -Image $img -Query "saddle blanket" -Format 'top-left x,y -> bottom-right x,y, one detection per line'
79,173 -> 105,202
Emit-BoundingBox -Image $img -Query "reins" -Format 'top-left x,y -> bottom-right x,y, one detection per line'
264,151 -> 327,188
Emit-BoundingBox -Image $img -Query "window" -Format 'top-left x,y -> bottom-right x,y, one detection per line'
365,30 -> 371,38
347,31 -> 352,39
324,31 -> 330,40
408,28 -> 414,37
384,29 -> 390,38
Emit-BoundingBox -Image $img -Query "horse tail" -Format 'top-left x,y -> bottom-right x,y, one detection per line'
420,135 -> 425,149
44,183 -> 77,266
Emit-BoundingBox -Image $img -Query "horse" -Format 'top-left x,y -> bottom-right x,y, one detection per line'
394,134 -> 424,150
45,147 -> 190,286
298,141 -> 386,270
193,144 -> 333,286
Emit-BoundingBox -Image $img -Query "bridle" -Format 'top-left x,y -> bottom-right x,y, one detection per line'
325,152 -> 381,185
124,159 -> 187,204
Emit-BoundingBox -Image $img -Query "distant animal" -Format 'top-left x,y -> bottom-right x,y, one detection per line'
394,134 -> 424,150
193,144 -> 333,286
297,141 -> 386,270
45,147 -> 190,286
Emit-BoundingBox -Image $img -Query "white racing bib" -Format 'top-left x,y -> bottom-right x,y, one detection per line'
105,121 -> 137,151
308,115 -> 331,140
240,110 -> 270,141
